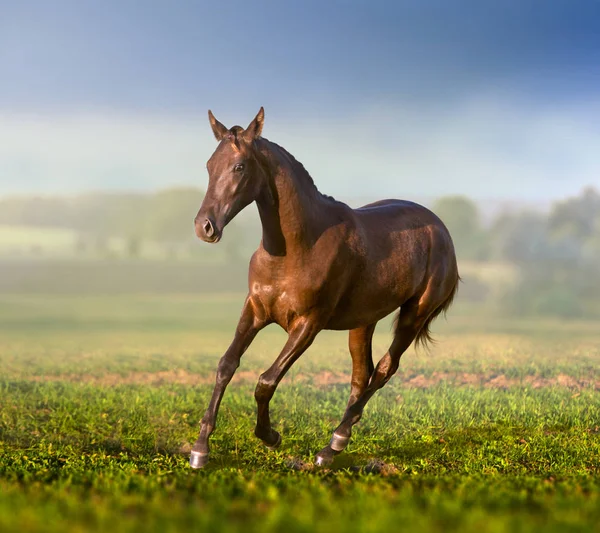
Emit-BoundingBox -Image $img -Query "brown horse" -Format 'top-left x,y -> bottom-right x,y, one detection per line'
190,108 -> 459,468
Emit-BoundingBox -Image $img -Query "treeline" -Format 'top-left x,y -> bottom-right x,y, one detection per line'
0,187 -> 255,260
2,186 -> 599,317
433,187 -> 600,317
0,187 -> 204,242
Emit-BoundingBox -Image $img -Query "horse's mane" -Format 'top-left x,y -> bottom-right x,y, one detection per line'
261,138 -> 340,204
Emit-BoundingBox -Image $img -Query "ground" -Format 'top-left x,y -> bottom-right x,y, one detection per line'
0,294 -> 599,533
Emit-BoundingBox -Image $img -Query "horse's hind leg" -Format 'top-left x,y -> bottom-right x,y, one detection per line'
314,298 -> 432,466
314,323 -> 376,466
346,323 -> 377,407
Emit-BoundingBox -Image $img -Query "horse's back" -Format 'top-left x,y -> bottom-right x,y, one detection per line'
356,198 -> 419,210
353,198 -> 452,246
356,198 -> 444,224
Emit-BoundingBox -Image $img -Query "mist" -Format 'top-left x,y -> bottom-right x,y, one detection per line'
2,94 -> 600,204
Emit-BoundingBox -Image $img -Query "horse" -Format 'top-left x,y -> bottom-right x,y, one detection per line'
190,108 -> 459,468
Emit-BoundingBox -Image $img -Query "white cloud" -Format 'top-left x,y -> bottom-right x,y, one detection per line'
1,96 -> 599,203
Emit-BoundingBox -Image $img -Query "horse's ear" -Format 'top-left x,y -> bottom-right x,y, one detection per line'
243,107 -> 264,142
208,110 -> 228,141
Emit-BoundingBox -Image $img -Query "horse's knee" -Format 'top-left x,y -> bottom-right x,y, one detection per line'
215,356 -> 240,386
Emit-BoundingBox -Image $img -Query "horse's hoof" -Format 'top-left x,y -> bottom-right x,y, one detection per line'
314,447 -> 335,467
265,431 -> 282,451
189,450 -> 209,469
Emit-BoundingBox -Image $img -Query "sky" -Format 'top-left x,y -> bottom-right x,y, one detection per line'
1,0 -> 600,204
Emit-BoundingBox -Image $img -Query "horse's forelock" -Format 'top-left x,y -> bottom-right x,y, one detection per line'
221,126 -> 248,152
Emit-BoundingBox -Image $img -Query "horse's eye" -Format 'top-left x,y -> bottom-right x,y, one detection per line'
234,163 -> 244,172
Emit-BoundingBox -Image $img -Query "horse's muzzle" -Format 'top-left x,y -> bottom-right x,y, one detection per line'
195,217 -> 221,243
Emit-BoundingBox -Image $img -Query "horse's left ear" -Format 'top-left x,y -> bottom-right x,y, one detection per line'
243,107 -> 264,142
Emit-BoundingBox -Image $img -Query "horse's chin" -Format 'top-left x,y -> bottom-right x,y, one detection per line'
201,233 -> 221,244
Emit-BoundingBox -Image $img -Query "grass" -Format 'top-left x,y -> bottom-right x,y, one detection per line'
0,293 -> 599,533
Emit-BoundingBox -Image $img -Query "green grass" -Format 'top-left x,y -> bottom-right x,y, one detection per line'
1,294 -> 599,533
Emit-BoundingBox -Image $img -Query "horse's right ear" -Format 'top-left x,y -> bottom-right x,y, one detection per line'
208,110 -> 228,141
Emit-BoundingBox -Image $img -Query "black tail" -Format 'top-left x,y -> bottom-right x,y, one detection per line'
414,275 -> 461,350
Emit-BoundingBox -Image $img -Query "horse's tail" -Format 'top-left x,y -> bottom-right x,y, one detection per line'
413,274 -> 461,350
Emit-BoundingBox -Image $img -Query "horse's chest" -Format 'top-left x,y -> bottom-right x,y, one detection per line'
251,279 -> 315,324
250,263 -> 334,329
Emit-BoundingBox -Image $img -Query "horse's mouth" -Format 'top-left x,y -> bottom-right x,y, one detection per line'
196,230 -> 221,244
203,234 -> 221,244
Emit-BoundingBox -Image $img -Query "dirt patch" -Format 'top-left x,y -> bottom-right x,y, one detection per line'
22,370 -> 600,390
524,374 -> 584,389
486,375 -> 512,390
311,371 -> 351,386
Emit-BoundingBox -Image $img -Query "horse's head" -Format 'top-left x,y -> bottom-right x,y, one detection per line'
195,108 -> 268,243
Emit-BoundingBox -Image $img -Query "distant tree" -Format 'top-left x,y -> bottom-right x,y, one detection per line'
548,186 -> 600,242
74,193 -> 148,240
488,211 -> 550,264
492,187 -> 600,318
142,187 -> 256,263
432,196 -> 489,261
143,188 -> 204,243
74,235 -> 88,256
68,193 -> 149,258
548,186 -> 600,264
585,216 -> 600,262
0,196 -> 73,228
126,236 -> 142,258
222,222 -> 246,263
0,187 -> 255,262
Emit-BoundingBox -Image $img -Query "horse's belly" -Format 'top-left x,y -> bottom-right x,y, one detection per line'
323,259 -> 419,330
324,292 -> 403,330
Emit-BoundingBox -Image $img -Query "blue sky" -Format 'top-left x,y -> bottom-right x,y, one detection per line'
1,0 -> 600,202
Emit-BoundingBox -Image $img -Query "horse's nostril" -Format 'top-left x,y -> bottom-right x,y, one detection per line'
203,219 -> 215,238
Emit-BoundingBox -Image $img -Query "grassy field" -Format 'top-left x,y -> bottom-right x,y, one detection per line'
0,294 -> 599,533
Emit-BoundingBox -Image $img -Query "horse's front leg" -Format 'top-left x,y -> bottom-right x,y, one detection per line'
190,297 -> 267,468
254,317 -> 320,448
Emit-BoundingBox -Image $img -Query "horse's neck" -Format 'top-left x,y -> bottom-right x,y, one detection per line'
256,141 -> 328,257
